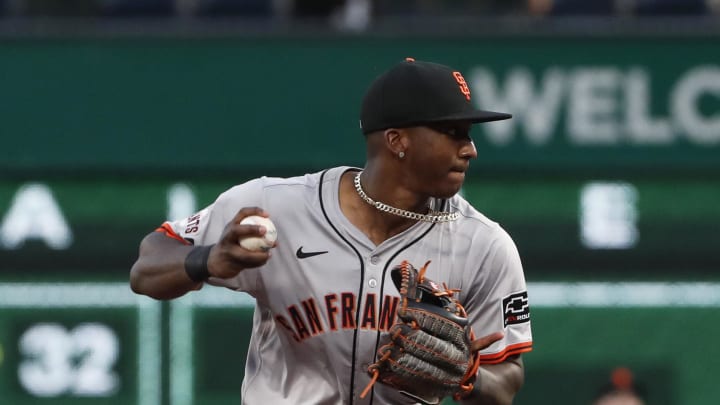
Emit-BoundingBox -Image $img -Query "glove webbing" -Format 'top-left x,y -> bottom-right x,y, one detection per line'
359,261 -> 482,401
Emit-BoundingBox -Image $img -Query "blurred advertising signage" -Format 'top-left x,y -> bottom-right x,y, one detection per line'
0,183 -> 196,252
1,177 -> 719,277
469,65 -> 720,146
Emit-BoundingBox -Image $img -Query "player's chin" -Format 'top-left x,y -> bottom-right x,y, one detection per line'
435,176 -> 465,198
447,170 -> 467,188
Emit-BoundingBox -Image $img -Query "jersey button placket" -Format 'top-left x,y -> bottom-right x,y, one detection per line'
368,255 -> 380,288
358,254 -> 382,397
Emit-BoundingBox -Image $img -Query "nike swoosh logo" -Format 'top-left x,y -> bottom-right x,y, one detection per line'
296,247 -> 329,259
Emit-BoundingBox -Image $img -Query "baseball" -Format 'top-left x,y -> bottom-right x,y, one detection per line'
239,216 -> 277,251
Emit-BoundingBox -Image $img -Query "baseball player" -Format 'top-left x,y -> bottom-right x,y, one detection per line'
130,58 -> 533,404
592,368 -> 646,405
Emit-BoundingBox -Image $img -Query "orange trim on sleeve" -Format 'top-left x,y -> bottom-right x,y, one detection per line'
155,223 -> 191,245
479,341 -> 533,365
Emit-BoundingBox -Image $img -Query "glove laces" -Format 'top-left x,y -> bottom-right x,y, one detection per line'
359,260 -> 480,401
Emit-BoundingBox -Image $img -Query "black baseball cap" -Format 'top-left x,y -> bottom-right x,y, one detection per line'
360,58 -> 511,134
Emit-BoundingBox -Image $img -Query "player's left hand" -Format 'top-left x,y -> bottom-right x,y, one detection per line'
361,260 -> 484,404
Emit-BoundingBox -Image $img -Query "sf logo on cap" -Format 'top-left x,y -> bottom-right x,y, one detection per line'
452,72 -> 471,101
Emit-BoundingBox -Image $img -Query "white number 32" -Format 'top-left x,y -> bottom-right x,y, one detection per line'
18,323 -> 119,397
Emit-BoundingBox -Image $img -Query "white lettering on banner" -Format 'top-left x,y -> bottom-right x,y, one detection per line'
469,65 -> 720,146
0,183 -> 73,250
580,182 -> 639,249
167,183 -> 197,221
18,323 -> 119,397
567,68 -> 622,144
625,68 -> 673,144
671,66 -> 720,145
469,67 -> 563,145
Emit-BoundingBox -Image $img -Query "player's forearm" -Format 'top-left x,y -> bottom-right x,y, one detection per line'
129,232 -> 202,300
462,356 -> 525,405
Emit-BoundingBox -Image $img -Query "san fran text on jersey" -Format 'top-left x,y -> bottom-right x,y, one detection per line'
275,290 -> 400,341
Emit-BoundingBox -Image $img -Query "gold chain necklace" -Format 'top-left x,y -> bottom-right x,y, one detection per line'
353,172 -> 459,223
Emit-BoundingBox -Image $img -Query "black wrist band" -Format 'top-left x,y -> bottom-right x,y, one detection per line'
184,244 -> 214,282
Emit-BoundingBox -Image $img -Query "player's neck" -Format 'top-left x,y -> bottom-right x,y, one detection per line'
356,167 -> 430,214
339,170 -> 420,245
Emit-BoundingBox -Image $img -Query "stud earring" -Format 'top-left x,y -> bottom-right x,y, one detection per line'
398,151 -> 405,158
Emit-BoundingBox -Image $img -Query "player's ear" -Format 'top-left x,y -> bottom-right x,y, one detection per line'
384,128 -> 408,157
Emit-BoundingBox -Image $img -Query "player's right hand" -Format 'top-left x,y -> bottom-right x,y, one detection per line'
207,207 -> 275,279
471,331 -> 505,353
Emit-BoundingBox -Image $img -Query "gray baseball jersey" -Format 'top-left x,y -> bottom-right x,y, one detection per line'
160,166 -> 533,404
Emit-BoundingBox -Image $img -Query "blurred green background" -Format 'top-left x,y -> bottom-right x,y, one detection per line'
1,2 -> 719,404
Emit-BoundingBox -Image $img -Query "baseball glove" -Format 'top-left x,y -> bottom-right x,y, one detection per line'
359,260 -> 481,404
